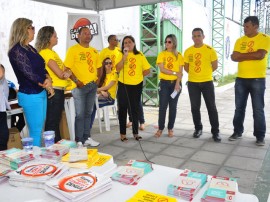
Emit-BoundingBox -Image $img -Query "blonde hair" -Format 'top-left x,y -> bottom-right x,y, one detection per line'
165,34 -> 178,59
8,18 -> 33,51
35,26 -> 55,52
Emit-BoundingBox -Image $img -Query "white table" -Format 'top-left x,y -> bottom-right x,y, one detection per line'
0,164 -> 258,202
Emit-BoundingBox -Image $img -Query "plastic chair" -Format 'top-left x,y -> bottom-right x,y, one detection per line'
95,96 -> 118,132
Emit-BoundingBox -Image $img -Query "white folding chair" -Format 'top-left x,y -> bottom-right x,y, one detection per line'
95,96 -> 118,132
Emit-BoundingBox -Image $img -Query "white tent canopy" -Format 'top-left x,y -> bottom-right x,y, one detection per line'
32,0 -> 173,11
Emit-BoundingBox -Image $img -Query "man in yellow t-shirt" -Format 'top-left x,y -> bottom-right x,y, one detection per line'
99,35 -> 121,72
64,27 -> 100,147
229,16 -> 270,146
184,28 -> 221,142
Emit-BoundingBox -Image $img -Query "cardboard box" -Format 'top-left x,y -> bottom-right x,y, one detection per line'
60,111 -> 70,140
8,127 -> 22,149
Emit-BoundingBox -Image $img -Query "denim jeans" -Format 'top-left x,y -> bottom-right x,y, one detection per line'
45,89 -> 65,143
90,98 -> 115,129
72,82 -> 97,143
117,81 -> 142,135
0,112 -> 9,151
158,80 -> 181,130
187,81 -> 219,134
233,78 -> 266,140
18,90 -> 47,146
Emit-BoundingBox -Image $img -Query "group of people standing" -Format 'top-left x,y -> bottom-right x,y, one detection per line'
0,15 -> 269,151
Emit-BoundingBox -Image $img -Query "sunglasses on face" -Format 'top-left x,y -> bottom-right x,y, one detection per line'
28,26 -> 35,31
105,62 -> 112,65
165,40 -> 172,44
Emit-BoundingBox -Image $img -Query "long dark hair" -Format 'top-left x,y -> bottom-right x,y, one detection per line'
121,35 -> 140,55
98,57 -> 111,88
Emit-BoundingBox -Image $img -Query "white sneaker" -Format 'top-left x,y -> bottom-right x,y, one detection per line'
84,138 -> 100,147
77,142 -> 83,148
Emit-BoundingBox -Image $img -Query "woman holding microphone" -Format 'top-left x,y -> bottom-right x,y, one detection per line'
116,35 -> 150,142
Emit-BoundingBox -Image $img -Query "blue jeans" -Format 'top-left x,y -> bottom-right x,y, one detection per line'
90,97 -> 115,129
233,78 -> 266,140
72,82 -> 97,143
158,80 -> 181,130
18,90 -> 47,146
45,89 -> 65,143
187,81 -> 219,134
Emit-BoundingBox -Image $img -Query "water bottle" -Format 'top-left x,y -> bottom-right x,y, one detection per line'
43,131 -> 55,147
21,137 -> 33,152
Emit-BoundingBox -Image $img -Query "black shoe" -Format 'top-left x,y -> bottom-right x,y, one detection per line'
212,134 -> 221,142
193,130 -> 202,138
228,133 -> 242,141
256,139 -> 265,146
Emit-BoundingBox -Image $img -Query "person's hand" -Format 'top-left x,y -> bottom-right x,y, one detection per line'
100,91 -> 109,98
174,83 -> 181,93
76,80 -> 84,88
62,69 -> 72,79
46,86 -> 55,99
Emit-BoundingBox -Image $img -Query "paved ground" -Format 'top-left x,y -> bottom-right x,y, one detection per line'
90,72 -> 270,202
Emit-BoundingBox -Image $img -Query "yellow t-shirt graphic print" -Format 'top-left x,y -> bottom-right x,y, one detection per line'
184,44 -> 217,82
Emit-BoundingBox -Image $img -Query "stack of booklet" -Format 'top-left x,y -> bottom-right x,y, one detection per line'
61,148 -> 99,168
45,170 -> 112,202
8,160 -> 69,189
39,144 -> 70,161
201,176 -> 238,202
56,139 -> 77,148
0,164 -> 13,184
111,160 -> 153,185
167,169 -> 208,201
0,148 -> 35,170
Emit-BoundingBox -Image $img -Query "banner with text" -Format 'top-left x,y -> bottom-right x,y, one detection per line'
67,13 -> 104,51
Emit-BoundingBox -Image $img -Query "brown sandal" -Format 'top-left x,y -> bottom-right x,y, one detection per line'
133,134 -> 142,141
154,130 -> 163,138
168,129 -> 174,137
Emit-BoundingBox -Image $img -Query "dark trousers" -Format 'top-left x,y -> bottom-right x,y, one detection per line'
158,80 -> 181,130
128,100 -> 145,124
11,113 -> 25,132
0,112 -> 9,151
187,81 -> 219,134
117,81 -> 143,135
45,89 -> 65,143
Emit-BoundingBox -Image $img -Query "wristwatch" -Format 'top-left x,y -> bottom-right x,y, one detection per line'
74,78 -> 78,83
172,71 -> 176,75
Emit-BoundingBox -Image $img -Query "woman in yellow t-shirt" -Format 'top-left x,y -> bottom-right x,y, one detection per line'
90,57 -> 118,128
155,34 -> 184,138
116,35 -> 151,142
35,26 -> 72,143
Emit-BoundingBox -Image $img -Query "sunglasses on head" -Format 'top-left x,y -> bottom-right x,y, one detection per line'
165,40 -> 172,44
105,62 -> 112,65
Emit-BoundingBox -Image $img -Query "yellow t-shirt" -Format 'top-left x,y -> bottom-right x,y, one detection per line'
184,44 -> 217,82
99,47 -> 121,72
64,44 -> 100,85
233,33 -> 270,78
156,51 -> 184,80
102,72 -> 118,99
116,52 -> 151,85
39,49 -> 68,88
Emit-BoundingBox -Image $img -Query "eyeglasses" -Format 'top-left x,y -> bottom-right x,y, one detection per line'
105,62 -> 112,65
28,26 -> 35,31
165,40 -> 172,44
